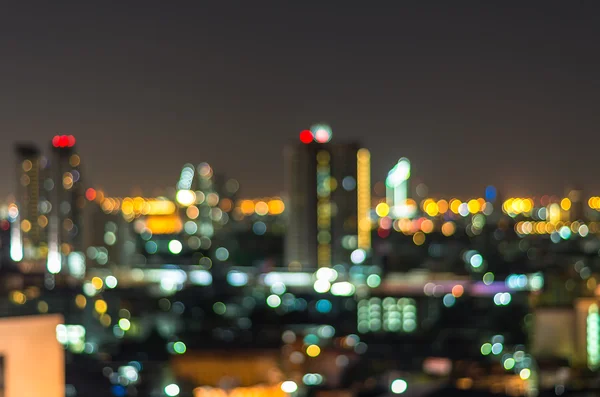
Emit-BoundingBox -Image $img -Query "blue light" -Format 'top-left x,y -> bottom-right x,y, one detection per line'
485,185 -> 497,202
316,299 -> 332,313
252,221 -> 267,235
145,241 -> 158,254
111,385 -> 126,397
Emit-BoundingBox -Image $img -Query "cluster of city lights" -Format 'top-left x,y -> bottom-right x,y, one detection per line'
236,198 -> 285,217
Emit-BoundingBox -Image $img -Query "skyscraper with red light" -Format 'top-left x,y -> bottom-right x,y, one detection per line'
284,125 -> 367,269
47,135 -> 85,275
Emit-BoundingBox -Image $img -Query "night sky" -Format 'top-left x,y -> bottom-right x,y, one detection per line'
2,2 -> 600,200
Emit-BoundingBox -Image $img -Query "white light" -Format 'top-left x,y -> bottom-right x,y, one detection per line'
105,276 -> 118,289
168,240 -> 183,254
316,267 -> 338,282
331,282 -> 355,296
391,379 -> 408,394
314,279 -> 331,293
266,294 -> 282,308
189,270 -> 213,286
263,272 -> 312,287
281,380 -> 298,393
350,249 -> 366,264
227,271 -> 248,287
164,383 -> 180,396
47,249 -> 62,274
9,218 -> 23,262
67,252 -> 86,279
387,159 -> 410,187
175,190 -> 196,207
519,368 -> 531,380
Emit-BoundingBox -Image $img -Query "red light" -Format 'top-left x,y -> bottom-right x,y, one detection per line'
85,188 -> 97,201
53,135 -> 76,148
378,228 -> 390,238
58,135 -> 68,147
299,130 -> 313,144
0,220 -> 9,231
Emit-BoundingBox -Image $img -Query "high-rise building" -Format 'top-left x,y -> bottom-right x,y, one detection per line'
386,157 -> 415,219
47,135 -> 85,275
284,125 -> 368,269
14,143 -> 41,250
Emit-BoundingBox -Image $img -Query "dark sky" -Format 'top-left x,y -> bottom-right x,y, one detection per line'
2,1 -> 600,199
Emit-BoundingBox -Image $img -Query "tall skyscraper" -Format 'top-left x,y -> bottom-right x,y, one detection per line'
284,125 -> 369,269
15,143 -> 41,249
47,135 -> 85,275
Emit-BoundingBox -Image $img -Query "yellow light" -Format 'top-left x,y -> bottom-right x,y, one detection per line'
255,201 -> 269,216
95,299 -> 108,314
375,203 -> 389,217
240,200 -> 255,215
425,202 -> 439,217
91,277 -> 103,290
306,344 -> 321,357
522,198 -> 533,213
467,199 -> 480,214
413,231 -> 426,245
450,199 -> 461,214
422,198 -> 434,211
10,291 -> 26,305
146,199 -> 176,215
357,148 -> 371,250
75,294 -> 87,309
268,199 -> 285,215
561,198 -> 572,211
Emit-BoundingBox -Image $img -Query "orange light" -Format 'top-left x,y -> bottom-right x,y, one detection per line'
145,215 -> 183,234
452,284 -> 464,298
240,200 -> 255,215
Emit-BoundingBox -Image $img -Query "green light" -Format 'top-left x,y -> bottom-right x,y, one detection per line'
504,358 -> 515,370
173,341 -> 186,354
480,342 -> 492,355
366,274 -> 381,288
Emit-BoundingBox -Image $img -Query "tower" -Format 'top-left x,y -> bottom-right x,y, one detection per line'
47,135 -> 85,275
386,157 -> 414,219
284,125 -> 367,269
14,143 -> 41,250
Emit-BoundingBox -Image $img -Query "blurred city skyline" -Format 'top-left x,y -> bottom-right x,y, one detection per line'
2,2 -> 600,199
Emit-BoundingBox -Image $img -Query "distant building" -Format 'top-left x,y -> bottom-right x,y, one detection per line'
284,125 -> 369,269
14,143 -> 42,248
47,135 -> 85,276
